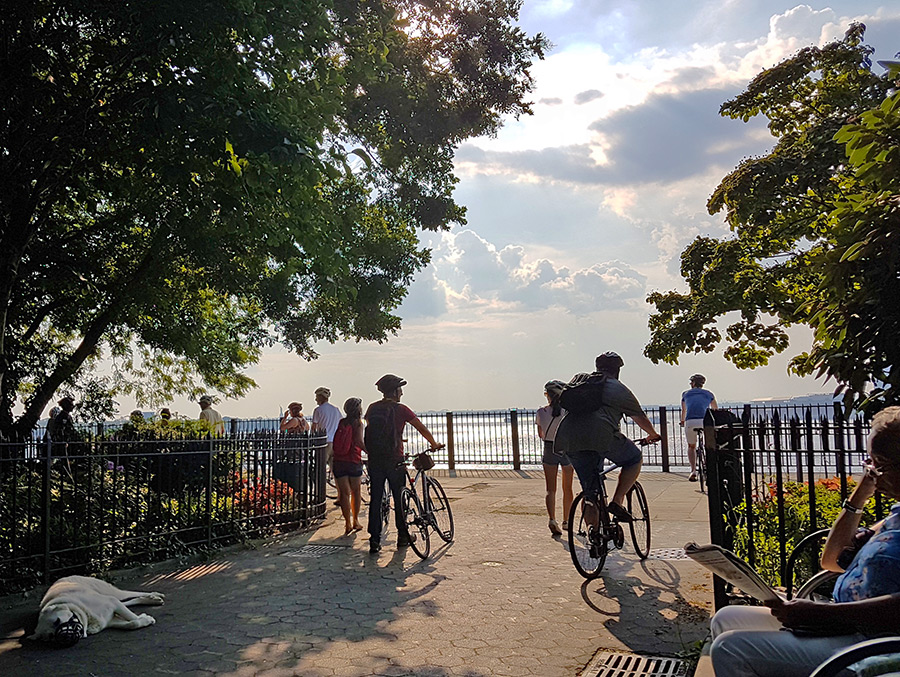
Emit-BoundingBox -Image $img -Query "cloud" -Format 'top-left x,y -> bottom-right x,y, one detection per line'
539,97 -> 564,106
574,89 -> 604,105
428,229 -> 647,314
456,85 -> 770,186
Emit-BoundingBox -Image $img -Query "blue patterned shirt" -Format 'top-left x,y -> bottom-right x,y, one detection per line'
833,502 -> 900,603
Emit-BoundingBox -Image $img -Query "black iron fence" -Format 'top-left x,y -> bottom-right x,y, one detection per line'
0,432 -> 327,594
703,410 -> 886,610
38,402 -> 853,471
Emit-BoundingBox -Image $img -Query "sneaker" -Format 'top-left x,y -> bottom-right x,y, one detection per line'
688,472 -> 698,482
561,521 -> 568,531
608,502 -> 634,523
548,519 -> 563,536
369,540 -> 382,554
396,533 -> 417,547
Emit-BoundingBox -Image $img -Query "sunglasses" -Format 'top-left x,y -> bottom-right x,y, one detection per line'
863,457 -> 900,477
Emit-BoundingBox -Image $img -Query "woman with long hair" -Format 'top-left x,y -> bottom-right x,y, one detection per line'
535,380 -> 574,536
332,397 -> 365,534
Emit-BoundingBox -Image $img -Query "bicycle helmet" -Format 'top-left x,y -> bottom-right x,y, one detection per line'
544,380 -> 566,396
690,374 -> 706,386
595,351 -> 624,377
375,374 -> 407,393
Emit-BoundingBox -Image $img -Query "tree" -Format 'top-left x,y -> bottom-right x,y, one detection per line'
0,0 -> 547,438
644,24 -> 899,411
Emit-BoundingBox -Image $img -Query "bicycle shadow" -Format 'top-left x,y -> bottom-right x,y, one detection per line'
579,565 -> 709,655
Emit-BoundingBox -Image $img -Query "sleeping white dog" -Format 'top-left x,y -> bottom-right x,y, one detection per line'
28,575 -> 165,646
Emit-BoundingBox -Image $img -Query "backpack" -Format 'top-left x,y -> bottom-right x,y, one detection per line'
559,372 -> 608,414
364,402 -> 402,462
332,420 -> 354,461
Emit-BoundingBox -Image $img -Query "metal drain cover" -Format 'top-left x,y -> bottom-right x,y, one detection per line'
582,651 -> 689,677
646,548 -> 689,561
282,545 -> 348,558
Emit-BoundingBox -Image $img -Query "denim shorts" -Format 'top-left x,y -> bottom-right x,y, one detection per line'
333,460 -> 363,478
568,435 -> 642,500
541,440 -> 571,466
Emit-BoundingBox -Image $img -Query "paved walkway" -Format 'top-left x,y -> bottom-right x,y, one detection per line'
0,470 -> 715,676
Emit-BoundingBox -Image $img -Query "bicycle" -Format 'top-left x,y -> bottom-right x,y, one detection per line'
568,439 -> 655,579
397,449 -> 455,560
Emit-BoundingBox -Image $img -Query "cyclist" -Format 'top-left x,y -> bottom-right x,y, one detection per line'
680,373 -> 717,482
555,352 -> 661,528
364,374 -> 444,554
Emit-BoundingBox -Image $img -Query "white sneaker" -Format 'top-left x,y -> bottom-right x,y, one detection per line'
548,519 -> 563,536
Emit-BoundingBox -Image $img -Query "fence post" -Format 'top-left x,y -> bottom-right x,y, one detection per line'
446,412 -> 455,470
658,406 -> 670,472
206,435 -> 214,547
42,435 -> 52,584
704,410 -> 729,611
510,409 -> 520,470
230,418 -> 238,436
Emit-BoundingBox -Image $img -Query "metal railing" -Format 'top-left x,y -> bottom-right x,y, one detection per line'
703,410 -> 884,610
0,431 -> 327,594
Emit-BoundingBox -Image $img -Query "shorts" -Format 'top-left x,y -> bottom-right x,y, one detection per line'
333,460 -> 363,478
542,440 -> 571,466
684,419 -> 705,446
568,435 -> 642,501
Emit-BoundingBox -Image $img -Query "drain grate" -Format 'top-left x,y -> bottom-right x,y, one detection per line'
282,544 -> 348,558
646,548 -> 690,561
582,651 -> 689,677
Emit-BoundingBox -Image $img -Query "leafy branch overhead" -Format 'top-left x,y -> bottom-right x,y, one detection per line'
644,24 -> 900,411
0,0 -> 548,437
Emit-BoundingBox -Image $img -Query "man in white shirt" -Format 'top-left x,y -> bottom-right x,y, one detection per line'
198,395 -> 225,435
312,387 -> 343,503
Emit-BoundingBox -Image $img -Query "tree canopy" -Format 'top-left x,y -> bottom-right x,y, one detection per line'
0,0 -> 547,437
644,25 -> 899,411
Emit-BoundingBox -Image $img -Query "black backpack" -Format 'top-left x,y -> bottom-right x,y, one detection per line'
364,402 -> 402,462
559,372 -> 608,414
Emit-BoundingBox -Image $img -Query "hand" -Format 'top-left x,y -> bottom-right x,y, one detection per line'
765,598 -> 833,630
431,442 -> 445,450
679,421 -> 684,427
645,431 -> 662,444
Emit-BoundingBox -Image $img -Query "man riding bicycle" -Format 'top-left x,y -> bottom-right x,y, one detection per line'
555,352 -> 661,527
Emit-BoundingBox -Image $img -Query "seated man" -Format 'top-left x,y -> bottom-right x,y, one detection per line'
710,406 -> 900,677
555,352 -> 660,525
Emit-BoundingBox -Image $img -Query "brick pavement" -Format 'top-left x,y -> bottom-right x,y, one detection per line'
0,469 -> 714,676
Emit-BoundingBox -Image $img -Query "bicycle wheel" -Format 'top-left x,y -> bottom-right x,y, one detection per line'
697,440 -> 707,493
381,480 -> 391,534
425,477 -> 454,542
401,488 -> 431,559
360,466 -> 371,505
568,493 -> 607,579
627,482 -> 651,559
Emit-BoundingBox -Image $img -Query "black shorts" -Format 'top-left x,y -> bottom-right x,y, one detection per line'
333,460 -> 363,478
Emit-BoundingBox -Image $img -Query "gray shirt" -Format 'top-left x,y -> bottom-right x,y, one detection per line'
554,377 -> 643,454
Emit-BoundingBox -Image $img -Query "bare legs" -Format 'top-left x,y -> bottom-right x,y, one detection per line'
336,475 -> 363,534
545,463 -> 575,534
612,459 -> 641,509
544,463 -> 559,521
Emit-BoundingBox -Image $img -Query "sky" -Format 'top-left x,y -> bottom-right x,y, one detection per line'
127,2 -> 900,419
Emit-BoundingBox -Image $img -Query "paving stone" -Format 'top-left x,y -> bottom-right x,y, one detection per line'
0,471 -> 712,677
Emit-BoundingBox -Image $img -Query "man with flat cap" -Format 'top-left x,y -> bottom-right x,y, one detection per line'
364,374 -> 443,554
312,387 -> 342,503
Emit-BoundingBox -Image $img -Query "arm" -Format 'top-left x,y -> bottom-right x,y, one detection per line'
709,397 -> 718,411
767,593 -> 900,633
821,469 -> 879,571
409,417 -> 444,450
279,412 -> 291,431
680,401 -> 686,426
630,412 -> 661,443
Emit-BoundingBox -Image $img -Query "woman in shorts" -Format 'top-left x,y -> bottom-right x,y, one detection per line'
535,381 -> 574,536
332,397 -> 365,534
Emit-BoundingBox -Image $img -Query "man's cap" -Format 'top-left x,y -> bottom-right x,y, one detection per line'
315,387 -> 331,398
199,395 -> 213,404
375,374 -> 407,393
58,396 -> 75,405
